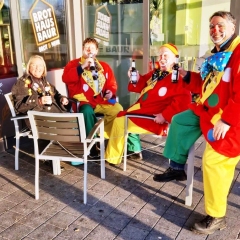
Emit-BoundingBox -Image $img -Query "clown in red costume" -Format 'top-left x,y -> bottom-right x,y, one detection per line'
105,43 -> 191,164
62,37 -> 123,163
154,11 -> 240,235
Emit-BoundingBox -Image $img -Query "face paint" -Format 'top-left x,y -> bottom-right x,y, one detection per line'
209,17 -> 235,47
158,49 -> 174,71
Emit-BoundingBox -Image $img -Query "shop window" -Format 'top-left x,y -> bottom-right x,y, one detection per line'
84,0 -> 143,108
19,0 -> 68,71
0,0 -> 17,79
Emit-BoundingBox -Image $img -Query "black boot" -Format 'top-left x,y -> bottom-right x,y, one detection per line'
191,215 -> 226,234
153,167 -> 187,182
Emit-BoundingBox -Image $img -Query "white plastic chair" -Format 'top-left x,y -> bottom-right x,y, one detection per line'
4,92 -> 31,170
123,114 -> 195,206
27,111 -> 105,204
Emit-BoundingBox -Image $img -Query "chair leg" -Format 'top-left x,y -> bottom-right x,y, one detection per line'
123,117 -> 128,171
185,144 -> 195,206
83,157 -> 87,204
52,160 -> 61,175
15,136 -> 20,170
35,158 -> 39,200
100,140 -> 105,179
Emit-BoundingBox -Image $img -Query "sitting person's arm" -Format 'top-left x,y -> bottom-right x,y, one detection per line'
11,76 -> 43,114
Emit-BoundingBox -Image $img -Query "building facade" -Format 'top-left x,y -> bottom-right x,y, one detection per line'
0,0 -> 239,152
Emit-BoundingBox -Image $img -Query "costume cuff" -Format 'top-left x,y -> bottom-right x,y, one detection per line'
183,71 -> 191,84
221,119 -> 230,126
77,64 -> 84,75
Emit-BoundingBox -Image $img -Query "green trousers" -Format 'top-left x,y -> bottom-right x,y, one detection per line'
163,109 -> 202,164
127,133 -> 141,152
79,104 -> 97,135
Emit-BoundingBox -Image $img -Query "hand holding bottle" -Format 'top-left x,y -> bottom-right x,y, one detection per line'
44,86 -> 52,106
171,55 -> 180,83
81,54 -> 95,69
128,60 -> 139,84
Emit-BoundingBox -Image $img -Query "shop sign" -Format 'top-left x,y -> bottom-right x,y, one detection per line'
29,0 -> 60,52
94,5 -> 111,43
98,45 -> 143,57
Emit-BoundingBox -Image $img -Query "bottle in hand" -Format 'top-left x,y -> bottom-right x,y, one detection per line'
89,53 -> 95,71
130,60 -> 138,84
171,55 -> 180,83
44,86 -> 52,108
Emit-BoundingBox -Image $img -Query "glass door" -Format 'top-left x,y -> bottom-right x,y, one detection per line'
83,0 -> 144,109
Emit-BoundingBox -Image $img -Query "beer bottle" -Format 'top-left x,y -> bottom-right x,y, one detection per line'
89,53 -> 95,71
130,60 -> 138,84
171,55 -> 180,83
151,58 -> 160,81
44,86 -> 52,108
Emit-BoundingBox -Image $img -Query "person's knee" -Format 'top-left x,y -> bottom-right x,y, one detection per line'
79,104 -> 94,114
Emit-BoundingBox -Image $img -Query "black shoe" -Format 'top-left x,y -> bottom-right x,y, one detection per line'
127,152 -> 143,160
191,215 -> 226,235
153,167 -> 187,182
89,143 -> 100,159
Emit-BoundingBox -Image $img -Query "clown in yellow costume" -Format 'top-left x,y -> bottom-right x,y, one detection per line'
105,43 -> 191,164
154,11 -> 240,235
62,37 -> 123,163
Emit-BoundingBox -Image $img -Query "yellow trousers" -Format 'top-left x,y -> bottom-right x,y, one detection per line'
203,143 -> 239,217
94,103 -> 123,139
105,116 -> 154,164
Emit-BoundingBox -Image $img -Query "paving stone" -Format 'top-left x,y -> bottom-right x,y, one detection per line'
88,201 -> 115,217
84,224 -> 120,240
176,228 -> 206,240
10,199 -> 42,215
0,210 -> 24,228
154,213 -> 187,233
47,211 -> 78,229
116,200 -> 143,217
61,201 -> 91,217
3,190 -> 31,204
102,212 -> 132,231
74,211 -> 104,230
129,211 -> 159,231
54,224 -> 91,240
116,225 -> 149,240
27,223 -> 63,239
145,228 -> 178,240
0,199 -> 17,214
0,223 -> 33,240
35,200 -> 66,215
18,210 -> 52,228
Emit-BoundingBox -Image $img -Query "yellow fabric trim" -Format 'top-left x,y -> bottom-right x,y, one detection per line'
139,77 -> 158,98
199,71 -> 224,104
73,93 -> 89,102
210,109 -> 223,125
126,103 -> 141,112
79,57 -> 106,95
